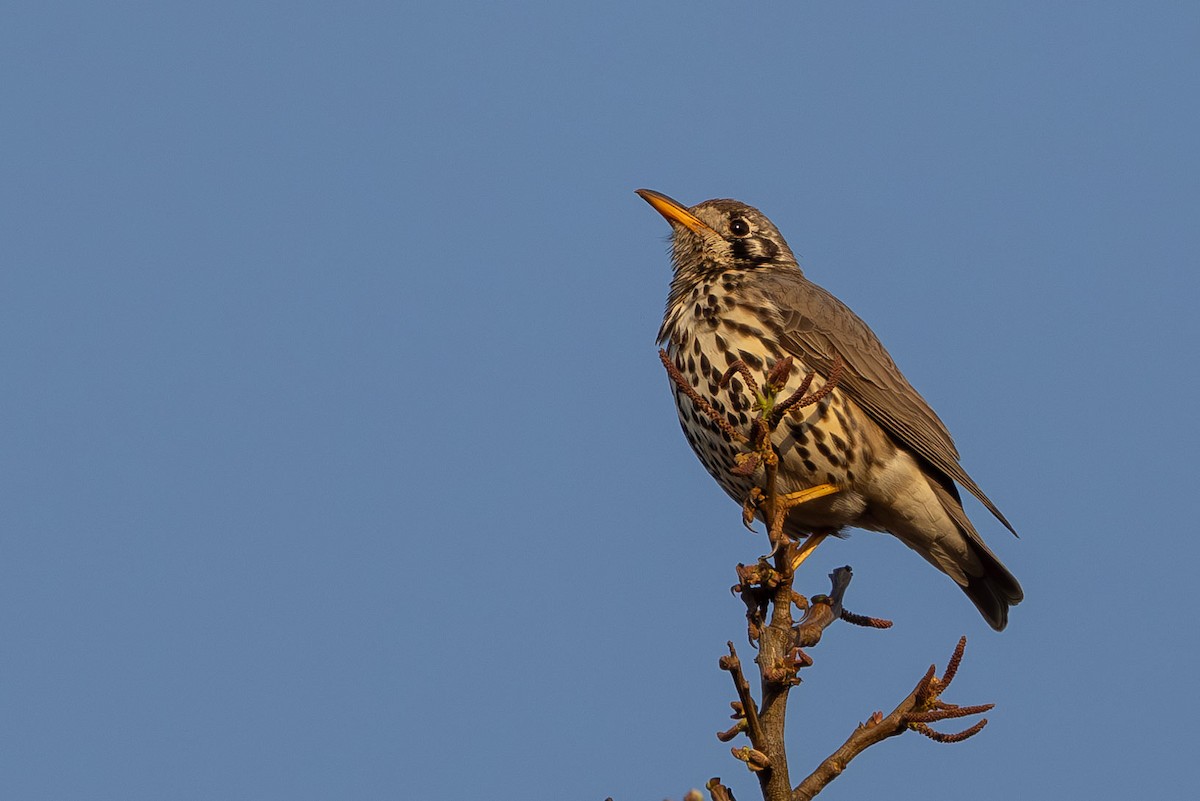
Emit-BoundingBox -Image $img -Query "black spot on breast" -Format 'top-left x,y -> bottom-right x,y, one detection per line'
802,459 -> 817,472
700,352 -> 711,375
738,351 -> 763,371
728,320 -> 764,339
787,423 -> 809,445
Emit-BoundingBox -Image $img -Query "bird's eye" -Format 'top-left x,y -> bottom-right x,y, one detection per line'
729,218 -> 751,237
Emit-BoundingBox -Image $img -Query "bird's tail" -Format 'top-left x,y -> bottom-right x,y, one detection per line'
958,536 -> 1024,631
928,481 -> 1024,631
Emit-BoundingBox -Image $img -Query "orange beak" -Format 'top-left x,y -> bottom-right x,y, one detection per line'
636,189 -> 717,235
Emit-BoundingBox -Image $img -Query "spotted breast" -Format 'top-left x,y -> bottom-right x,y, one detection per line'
640,188 -> 1023,630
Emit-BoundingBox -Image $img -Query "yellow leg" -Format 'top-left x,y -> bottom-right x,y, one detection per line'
763,483 -> 839,560
778,483 -> 838,571
791,532 -> 829,572
779,483 -> 839,507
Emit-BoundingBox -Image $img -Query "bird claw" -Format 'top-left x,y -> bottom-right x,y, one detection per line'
741,487 -> 764,532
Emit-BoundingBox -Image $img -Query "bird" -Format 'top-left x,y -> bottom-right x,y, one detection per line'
637,189 -> 1022,630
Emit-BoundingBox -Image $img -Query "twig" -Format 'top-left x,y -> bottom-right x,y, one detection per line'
792,638 -> 994,800
768,372 -> 816,426
660,349 -> 746,442
908,719 -> 988,743
719,642 -> 765,746
839,609 -> 893,629
782,355 -> 844,421
719,359 -> 762,399
706,778 -> 738,801
793,567 -> 853,648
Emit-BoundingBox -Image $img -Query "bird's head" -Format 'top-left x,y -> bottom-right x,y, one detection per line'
636,189 -> 798,278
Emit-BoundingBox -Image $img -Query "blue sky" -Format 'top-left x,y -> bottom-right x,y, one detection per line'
2,2 -> 1198,799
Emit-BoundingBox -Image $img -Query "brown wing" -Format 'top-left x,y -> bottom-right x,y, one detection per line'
761,271 -> 1017,536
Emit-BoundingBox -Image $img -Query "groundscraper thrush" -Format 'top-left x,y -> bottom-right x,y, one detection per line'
638,189 -> 1022,630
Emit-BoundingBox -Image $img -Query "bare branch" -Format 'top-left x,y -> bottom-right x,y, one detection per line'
792,638 -> 994,800
719,642 -> 765,746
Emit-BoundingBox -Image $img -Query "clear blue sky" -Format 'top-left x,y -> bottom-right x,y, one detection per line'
3,2 -> 1197,799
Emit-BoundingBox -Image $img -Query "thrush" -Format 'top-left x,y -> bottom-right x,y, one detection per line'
637,189 -> 1023,630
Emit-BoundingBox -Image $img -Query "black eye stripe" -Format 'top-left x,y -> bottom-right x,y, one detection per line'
730,235 -> 779,264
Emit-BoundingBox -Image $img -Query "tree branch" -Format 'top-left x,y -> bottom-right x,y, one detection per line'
792,637 -> 993,801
